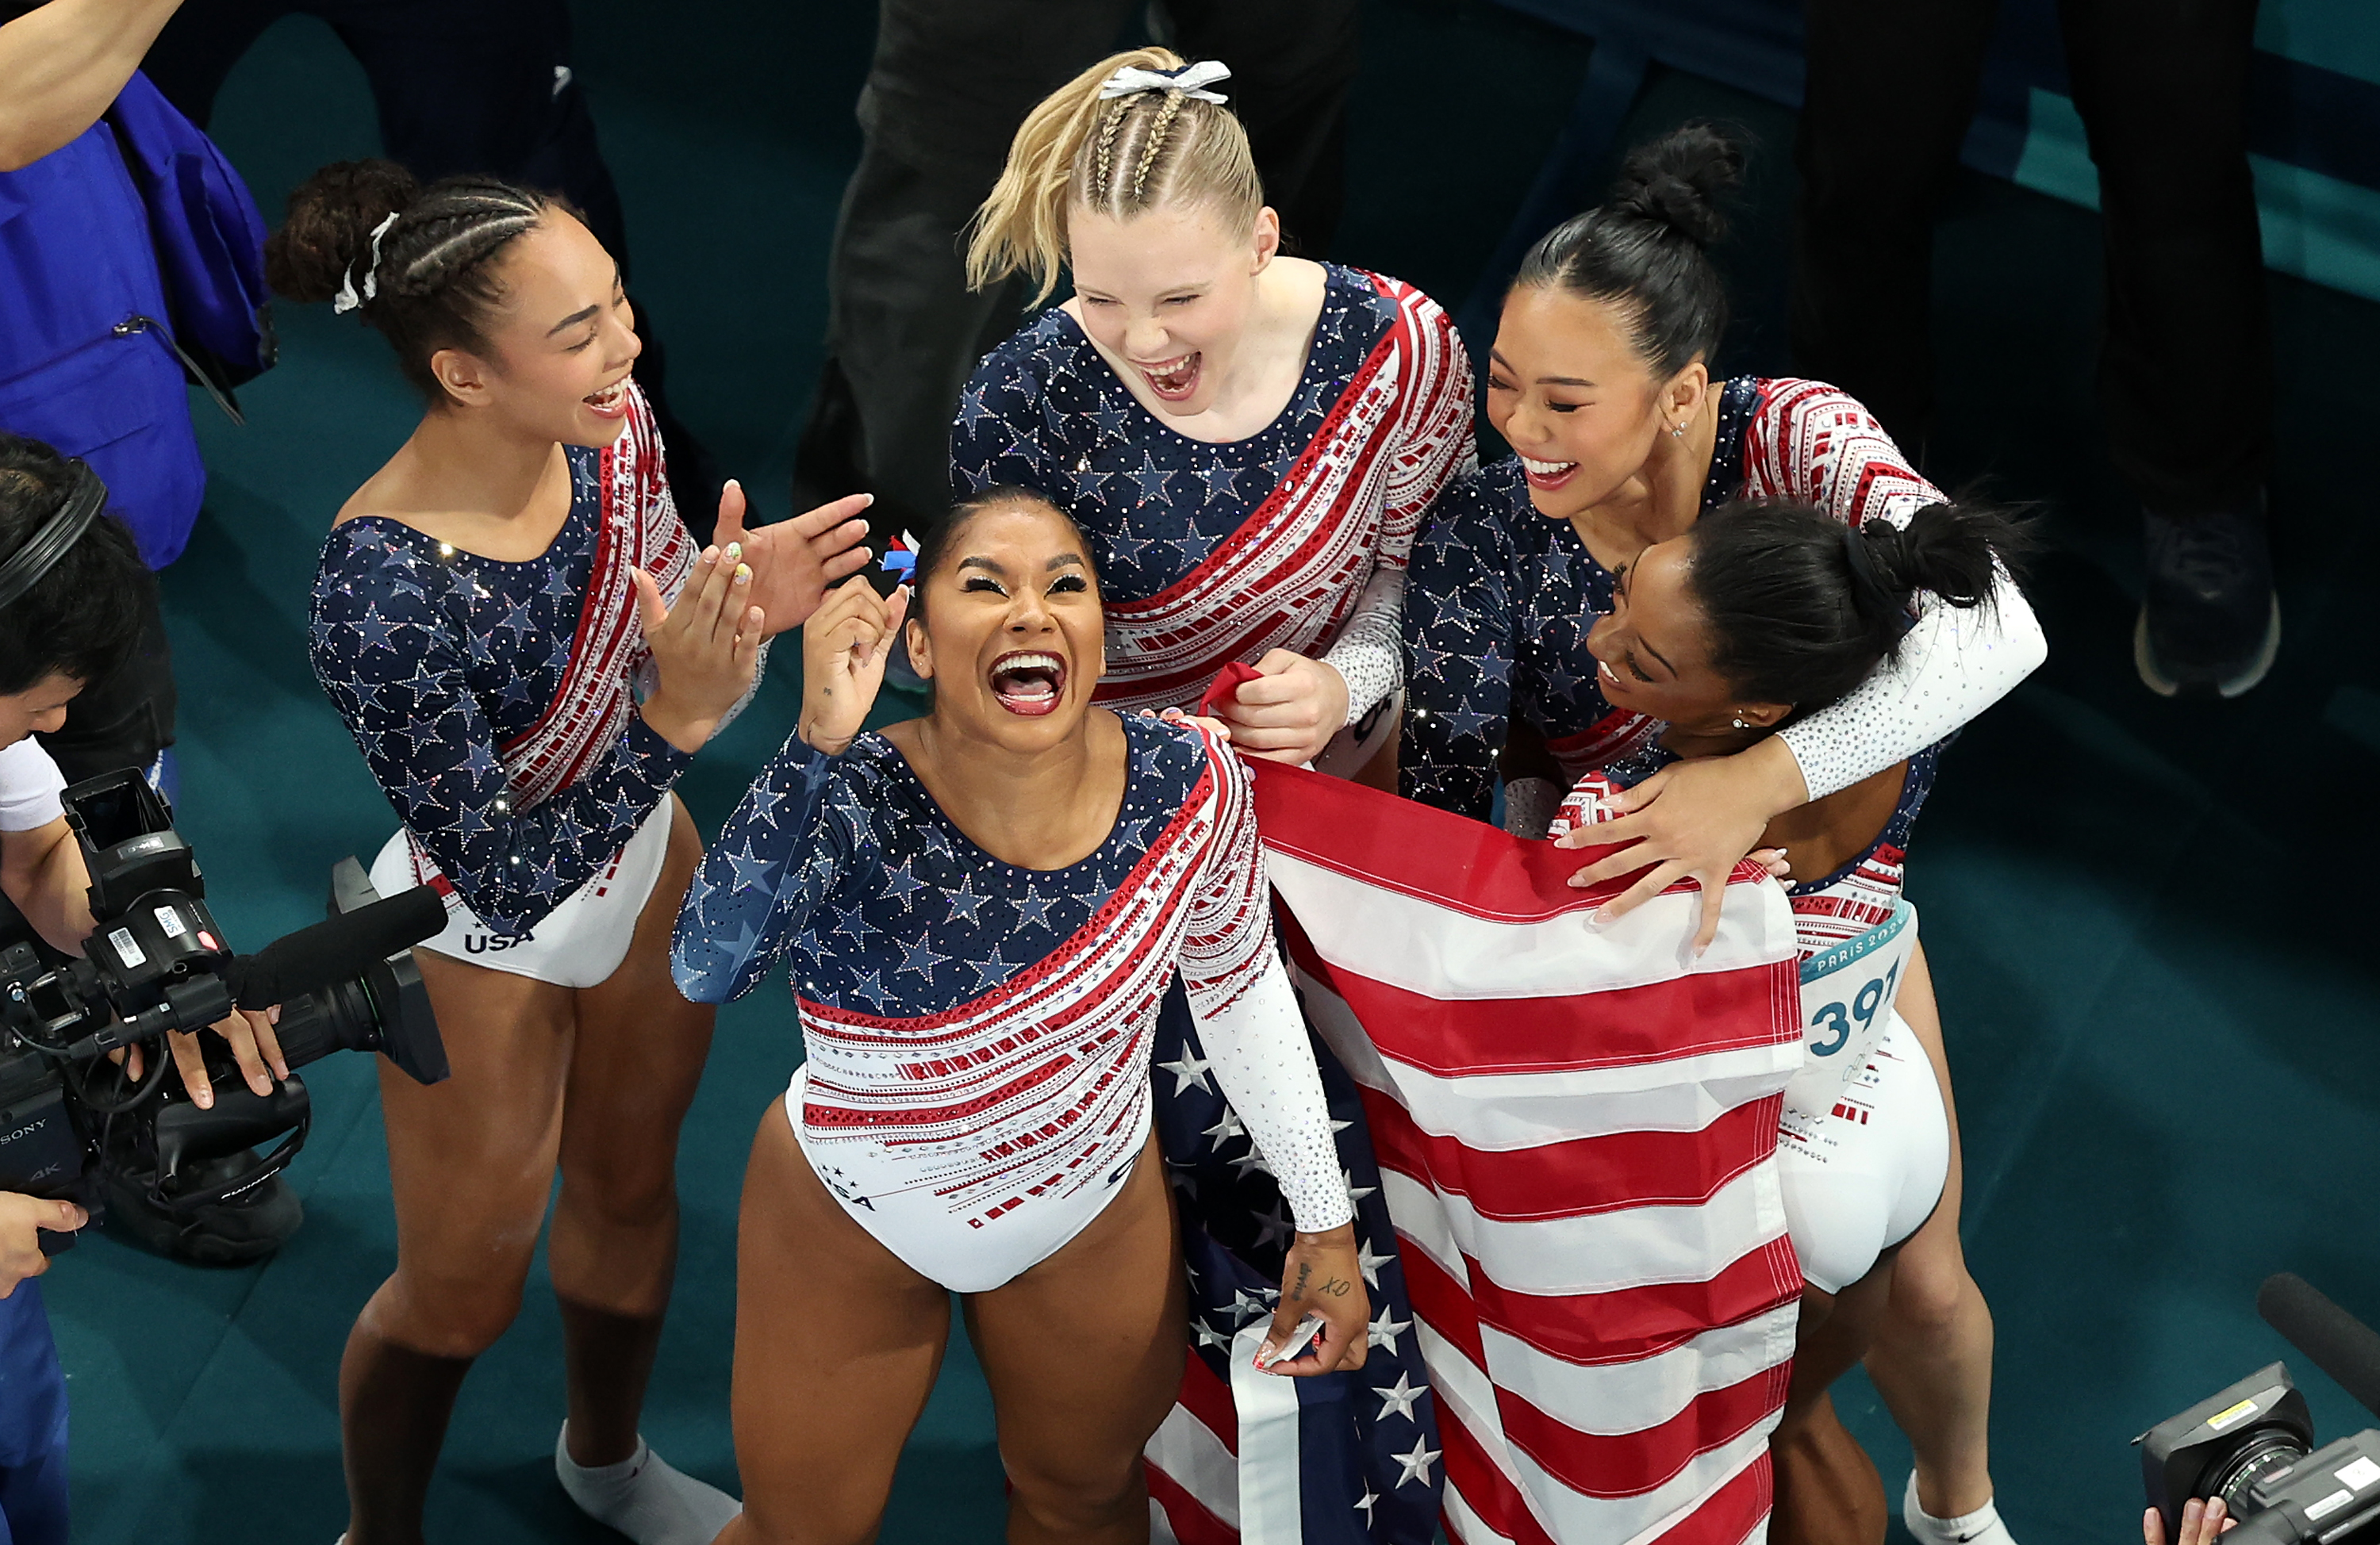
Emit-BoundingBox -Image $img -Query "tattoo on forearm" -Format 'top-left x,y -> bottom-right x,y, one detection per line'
1290,1262 -> 1311,1302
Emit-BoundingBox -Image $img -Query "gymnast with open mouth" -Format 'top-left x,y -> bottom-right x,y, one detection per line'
954,48 -> 1473,776
671,486 -> 1364,1545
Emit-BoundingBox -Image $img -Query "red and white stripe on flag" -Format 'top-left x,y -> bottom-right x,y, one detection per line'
1252,761 -> 1806,1545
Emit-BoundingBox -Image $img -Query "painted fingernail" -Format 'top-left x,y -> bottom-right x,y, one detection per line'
1588,906 -> 1611,924
727,478 -> 742,492
724,542 -> 743,562
735,563 -> 752,583
1693,941 -> 1710,959
701,545 -> 719,563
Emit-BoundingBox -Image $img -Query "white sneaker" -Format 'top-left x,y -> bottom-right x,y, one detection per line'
1903,1471 -> 2017,1545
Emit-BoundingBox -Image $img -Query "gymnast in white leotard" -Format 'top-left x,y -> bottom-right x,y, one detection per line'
1538,491 -> 2034,1534
670,487 -> 1365,1545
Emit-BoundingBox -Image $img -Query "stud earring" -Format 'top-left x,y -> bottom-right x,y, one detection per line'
1730,715 -> 1750,729
1671,420 -> 1688,439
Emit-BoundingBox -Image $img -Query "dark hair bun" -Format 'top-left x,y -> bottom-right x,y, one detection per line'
1608,121 -> 1745,248
1861,500 -> 2036,611
264,159 -> 420,305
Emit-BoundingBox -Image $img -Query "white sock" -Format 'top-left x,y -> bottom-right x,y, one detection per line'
1903,1470 -> 2017,1545
555,1422 -> 742,1545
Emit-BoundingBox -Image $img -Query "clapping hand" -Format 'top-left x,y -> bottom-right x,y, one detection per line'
710,482 -> 873,638
634,543 -> 766,753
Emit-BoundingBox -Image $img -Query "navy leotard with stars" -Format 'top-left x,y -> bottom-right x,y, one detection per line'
1400,377 -> 1760,819
951,263 -> 1404,600
675,715 -> 1207,1015
309,447 -> 688,938
670,711 -> 1351,1291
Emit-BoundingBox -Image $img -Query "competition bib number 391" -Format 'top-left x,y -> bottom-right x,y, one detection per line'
1786,899 -> 1918,1114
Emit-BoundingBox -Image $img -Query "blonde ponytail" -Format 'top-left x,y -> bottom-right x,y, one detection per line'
966,47 -> 1266,305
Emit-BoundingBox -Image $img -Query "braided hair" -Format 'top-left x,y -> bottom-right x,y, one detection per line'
966,48 -> 1265,304
265,159 -> 573,401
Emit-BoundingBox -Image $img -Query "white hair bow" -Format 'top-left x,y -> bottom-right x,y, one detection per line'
1098,59 -> 1231,104
332,212 -> 402,315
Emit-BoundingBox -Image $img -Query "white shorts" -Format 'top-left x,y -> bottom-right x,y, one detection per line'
368,797 -> 674,991
1776,1011 -> 1949,1295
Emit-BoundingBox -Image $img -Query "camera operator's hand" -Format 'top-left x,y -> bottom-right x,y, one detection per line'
169,1006 -> 287,1110
0,1192 -> 86,1296
632,545 -> 766,753
2145,1497 -> 2236,1545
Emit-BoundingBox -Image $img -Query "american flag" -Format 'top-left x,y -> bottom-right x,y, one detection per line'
1150,757 -> 1806,1545
1146,983 -> 1445,1545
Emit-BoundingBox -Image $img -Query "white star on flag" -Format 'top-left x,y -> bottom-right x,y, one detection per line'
1250,1199 -> 1292,1249
1371,1372 -> 1424,1422
1354,1485 -> 1379,1521
1157,1049 -> 1214,1096
1357,1237 -> 1392,1288
1391,1438 -> 1440,1488
1367,1305 -> 1411,1355
1226,1143 -> 1274,1181
1200,1108 -> 1246,1148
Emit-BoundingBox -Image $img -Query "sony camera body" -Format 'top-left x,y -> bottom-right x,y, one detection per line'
0,769 -> 446,1235
2143,1364 -> 2380,1542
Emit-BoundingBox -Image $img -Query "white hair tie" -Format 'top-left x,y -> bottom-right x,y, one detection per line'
1099,59 -> 1230,104
332,212 -> 402,315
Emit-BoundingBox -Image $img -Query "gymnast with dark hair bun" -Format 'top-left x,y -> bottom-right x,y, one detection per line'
1403,120 -> 2048,1545
270,157 -> 871,1545
1549,494 -> 2033,1541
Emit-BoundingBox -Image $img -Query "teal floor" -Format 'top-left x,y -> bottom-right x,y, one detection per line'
41,2 -> 2380,1542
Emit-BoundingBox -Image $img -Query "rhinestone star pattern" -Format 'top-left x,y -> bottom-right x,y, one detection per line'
952,263 -> 1395,603
669,713 -> 1349,1279
1399,378 -> 1760,821
309,406 -> 690,937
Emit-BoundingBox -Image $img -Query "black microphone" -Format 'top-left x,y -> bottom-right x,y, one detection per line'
2258,1273 -> 2380,1421
223,884 -> 446,1010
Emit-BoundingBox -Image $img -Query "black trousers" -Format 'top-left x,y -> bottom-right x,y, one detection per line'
1791,0 -> 2272,516
143,0 -> 719,527
792,0 -> 1360,553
